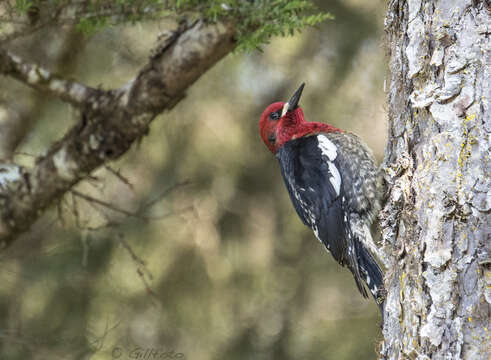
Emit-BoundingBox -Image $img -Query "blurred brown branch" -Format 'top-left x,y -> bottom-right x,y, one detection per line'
0,19 -> 236,248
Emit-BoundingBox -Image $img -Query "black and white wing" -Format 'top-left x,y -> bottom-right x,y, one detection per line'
277,134 -> 368,297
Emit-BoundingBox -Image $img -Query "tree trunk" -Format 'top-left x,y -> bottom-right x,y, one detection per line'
380,1 -> 490,359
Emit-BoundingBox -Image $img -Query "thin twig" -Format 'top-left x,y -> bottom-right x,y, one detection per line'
70,189 -> 182,221
71,190 -> 142,218
141,180 -> 191,210
119,235 -> 160,306
119,236 -> 147,269
104,165 -> 134,191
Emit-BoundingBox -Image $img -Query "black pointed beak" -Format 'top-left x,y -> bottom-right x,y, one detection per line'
287,83 -> 305,112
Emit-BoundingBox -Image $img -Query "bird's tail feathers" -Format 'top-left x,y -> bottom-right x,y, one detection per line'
355,240 -> 385,313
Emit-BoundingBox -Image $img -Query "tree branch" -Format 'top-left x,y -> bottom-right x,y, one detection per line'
0,49 -> 100,107
0,28 -> 88,159
0,19 -> 236,247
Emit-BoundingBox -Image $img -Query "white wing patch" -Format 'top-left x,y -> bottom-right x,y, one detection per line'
317,134 -> 341,196
317,134 -> 337,160
327,161 -> 341,195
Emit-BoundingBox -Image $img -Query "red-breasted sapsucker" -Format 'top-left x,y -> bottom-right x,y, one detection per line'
259,83 -> 386,311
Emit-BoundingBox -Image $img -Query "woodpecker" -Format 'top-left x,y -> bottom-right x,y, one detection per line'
259,83 -> 385,311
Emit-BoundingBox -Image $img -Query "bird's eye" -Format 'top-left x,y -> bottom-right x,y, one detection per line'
269,111 -> 280,120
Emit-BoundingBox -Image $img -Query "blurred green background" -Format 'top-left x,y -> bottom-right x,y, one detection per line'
0,1 -> 387,359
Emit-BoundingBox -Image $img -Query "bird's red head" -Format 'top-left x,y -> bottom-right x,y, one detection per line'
259,83 -> 341,154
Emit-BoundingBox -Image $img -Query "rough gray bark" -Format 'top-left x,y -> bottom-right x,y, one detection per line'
0,20 -> 236,247
380,0 -> 490,359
